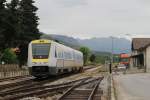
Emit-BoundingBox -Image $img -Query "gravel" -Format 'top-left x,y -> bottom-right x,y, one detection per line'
20,97 -> 42,100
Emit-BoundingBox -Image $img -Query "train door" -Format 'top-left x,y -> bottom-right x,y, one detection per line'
56,46 -> 64,68
73,51 -> 77,67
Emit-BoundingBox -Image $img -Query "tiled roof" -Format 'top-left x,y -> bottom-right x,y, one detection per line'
132,38 -> 150,50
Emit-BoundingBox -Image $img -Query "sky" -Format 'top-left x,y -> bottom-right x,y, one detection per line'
34,0 -> 150,39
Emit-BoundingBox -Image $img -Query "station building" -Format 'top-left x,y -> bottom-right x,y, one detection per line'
130,38 -> 150,72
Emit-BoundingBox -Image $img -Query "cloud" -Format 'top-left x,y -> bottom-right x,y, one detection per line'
54,0 -> 87,7
34,0 -> 150,39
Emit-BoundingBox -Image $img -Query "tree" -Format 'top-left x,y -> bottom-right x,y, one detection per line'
0,0 -> 20,49
0,0 -> 7,61
0,0 -> 7,50
90,54 -> 96,63
18,0 -> 40,40
6,0 -> 20,47
1,48 -> 18,64
0,0 -> 20,61
0,0 -> 41,66
79,47 -> 90,65
16,0 -> 41,67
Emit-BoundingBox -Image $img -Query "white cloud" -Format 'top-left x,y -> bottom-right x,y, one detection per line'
34,0 -> 150,39
54,0 -> 87,7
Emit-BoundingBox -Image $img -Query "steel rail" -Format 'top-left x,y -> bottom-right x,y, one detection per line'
0,75 -> 30,82
0,77 -> 91,96
57,77 -> 103,100
1,77 -> 92,100
88,77 -> 103,100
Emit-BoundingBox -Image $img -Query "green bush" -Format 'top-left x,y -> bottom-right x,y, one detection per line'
1,48 -> 18,64
79,47 -> 90,65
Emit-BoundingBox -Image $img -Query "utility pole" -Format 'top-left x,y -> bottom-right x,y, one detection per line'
109,36 -> 114,74
111,36 -> 114,64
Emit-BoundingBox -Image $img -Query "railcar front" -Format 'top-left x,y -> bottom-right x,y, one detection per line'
28,39 -> 52,78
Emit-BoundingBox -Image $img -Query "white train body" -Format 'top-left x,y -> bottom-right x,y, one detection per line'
27,39 -> 83,77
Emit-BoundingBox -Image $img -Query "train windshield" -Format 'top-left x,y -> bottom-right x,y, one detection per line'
32,44 -> 51,59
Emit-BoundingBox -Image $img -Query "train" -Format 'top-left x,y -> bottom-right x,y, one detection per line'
119,53 -> 130,67
27,39 -> 83,78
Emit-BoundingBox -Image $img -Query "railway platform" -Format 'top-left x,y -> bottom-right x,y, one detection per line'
113,73 -> 150,100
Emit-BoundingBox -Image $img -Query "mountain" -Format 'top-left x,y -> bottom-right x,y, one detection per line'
78,37 -> 131,54
41,34 -> 81,49
41,34 -> 131,54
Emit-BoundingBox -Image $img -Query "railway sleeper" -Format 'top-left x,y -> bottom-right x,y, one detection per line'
58,77 -> 104,100
1,77 -> 92,100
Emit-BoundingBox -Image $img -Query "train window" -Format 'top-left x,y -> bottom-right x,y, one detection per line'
56,47 -> 63,59
73,52 -> 75,59
64,51 -> 72,60
59,51 -> 62,58
61,51 -> 63,58
75,53 -> 82,61
32,43 -> 50,59
64,52 -> 67,59
55,48 -> 57,58
58,52 -> 62,58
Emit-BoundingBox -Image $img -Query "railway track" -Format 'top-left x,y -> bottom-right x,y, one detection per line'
0,66 -> 95,83
0,66 -> 101,100
58,77 -> 104,100
0,77 -> 34,90
83,66 -> 97,70
0,78 -> 33,91
0,77 -> 90,97
0,77 -> 93,100
0,66 -> 98,91
0,70 -> 82,91
0,76 -> 104,100
0,75 -> 30,82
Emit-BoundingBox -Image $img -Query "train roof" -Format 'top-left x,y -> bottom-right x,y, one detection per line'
31,39 -> 52,44
30,39 -> 82,54
52,41 -> 82,54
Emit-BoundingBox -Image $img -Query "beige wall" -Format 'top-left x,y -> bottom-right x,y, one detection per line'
143,50 -> 146,67
129,58 -> 134,69
146,46 -> 150,72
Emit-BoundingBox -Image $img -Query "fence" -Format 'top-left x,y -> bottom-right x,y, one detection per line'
0,64 -> 29,79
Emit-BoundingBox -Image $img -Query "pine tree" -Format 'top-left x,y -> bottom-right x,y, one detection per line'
17,0 -> 41,66
6,0 -> 20,47
0,0 -> 7,50
18,0 -> 40,41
